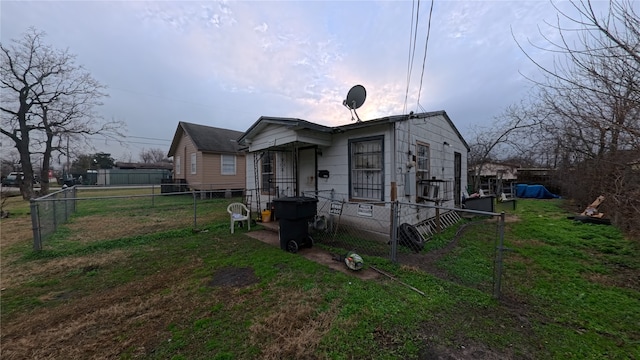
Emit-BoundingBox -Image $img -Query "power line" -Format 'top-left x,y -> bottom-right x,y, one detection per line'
125,135 -> 171,142
404,0 -> 420,114
85,137 -> 169,147
416,0 -> 435,110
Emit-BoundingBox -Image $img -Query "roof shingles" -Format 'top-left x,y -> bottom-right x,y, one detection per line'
169,122 -> 244,156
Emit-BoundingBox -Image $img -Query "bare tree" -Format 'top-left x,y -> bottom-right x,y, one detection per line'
1,150 -> 19,176
467,103 -> 540,191
514,0 -> 640,231
0,28 -> 124,199
139,148 -> 170,164
515,0 -> 640,150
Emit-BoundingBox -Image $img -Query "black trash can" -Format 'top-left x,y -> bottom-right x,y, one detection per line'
272,196 -> 318,253
463,195 -> 495,212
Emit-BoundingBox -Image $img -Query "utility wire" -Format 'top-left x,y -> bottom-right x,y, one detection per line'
85,136 -> 169,147
416,0 -> 434,110
403,0 -> 420,114
126,135 -> 171,142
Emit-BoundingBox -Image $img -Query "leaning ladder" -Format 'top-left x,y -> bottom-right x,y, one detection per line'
414,211 -> 462,240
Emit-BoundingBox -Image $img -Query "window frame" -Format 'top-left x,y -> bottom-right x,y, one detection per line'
221,154 -> 236,175
348,135 -> 384,201
190,153 -> 197,175
175,155 -> 181,175
415,141 -> 430,182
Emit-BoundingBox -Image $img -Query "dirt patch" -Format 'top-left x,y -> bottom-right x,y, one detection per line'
208,266 -> 259,287
419,339 -> 522,360
246,230 -> 380,280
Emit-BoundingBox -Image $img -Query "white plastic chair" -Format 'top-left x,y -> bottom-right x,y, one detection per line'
227,203 -> 250,234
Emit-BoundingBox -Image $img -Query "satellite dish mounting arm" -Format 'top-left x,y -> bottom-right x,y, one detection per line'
343,85 -> 366,122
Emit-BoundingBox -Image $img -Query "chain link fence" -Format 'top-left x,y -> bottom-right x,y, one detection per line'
30,184 -> 246,251
30,186 -> 77,250
30,185 -> 508,298
304,191 -> 507,298
304,191 -> 393,259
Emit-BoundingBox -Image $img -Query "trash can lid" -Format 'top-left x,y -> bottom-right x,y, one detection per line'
272,196 -> 318,203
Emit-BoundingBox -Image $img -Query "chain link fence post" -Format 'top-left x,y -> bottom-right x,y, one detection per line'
192,189 -> 197,230
390,200 -> 399,263
30,200 -> 42,251
52,199 -> 58,232
72,186 -> 77,213
493,211 -> 506,299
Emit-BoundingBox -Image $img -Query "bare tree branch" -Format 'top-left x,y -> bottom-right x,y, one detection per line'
1,28 -> 125,197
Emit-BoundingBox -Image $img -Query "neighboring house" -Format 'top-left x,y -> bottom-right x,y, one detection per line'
468,161 -> 519,195
469,161 -> 518,181
167,122 -> 246,192
237,111 -> 469,225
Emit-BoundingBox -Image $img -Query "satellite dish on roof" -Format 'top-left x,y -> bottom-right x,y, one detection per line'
343,85 -> 366,122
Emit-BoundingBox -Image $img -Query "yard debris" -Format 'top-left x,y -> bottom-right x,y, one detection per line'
581,195 -> 606,218
331,251 -> 364,271
369,265 -> 425,296
344,252 -> 363,271
568,195 -> 612,225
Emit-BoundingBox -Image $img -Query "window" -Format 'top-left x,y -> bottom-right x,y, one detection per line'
416,142 -> 430,181
349,136 -> 384,201
175,156 -> 181,175
221,154 -> 236,175
190,153 -> 197,174
261,151 -> 275,195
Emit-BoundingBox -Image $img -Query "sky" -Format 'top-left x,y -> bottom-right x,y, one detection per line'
0,0 -> 609,164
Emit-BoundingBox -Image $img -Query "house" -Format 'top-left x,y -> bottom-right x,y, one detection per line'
167,122 -> 246,192
468,161 -> 518,182
468,161 -> 519,195
237,111 -> 469,226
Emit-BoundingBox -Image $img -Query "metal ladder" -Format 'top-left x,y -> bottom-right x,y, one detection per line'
414,211 -> 462,240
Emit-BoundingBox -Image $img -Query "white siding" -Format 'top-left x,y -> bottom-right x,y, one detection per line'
316,123 -> 393,203
394,114 -> 468,221
247,125 -> 299,151
244,114 -> 468,217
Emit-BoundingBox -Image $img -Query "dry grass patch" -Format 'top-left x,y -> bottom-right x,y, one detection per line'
1,249 -> 129,289
583,267 -> 640,292
1,214 -> 39,290
0,216 -> 32,248
64,212 -> 198,243
249,287 -> 340,359
1,260 -> 207,360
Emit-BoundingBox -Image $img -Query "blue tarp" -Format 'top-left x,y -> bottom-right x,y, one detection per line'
515,184 -> 560,199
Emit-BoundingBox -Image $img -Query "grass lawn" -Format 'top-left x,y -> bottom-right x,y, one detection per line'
0,195 -> 638,359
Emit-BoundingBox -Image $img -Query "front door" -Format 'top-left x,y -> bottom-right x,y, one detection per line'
298,147 -> 316,197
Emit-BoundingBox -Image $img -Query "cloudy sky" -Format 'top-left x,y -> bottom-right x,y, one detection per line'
0,1 -> 608,163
